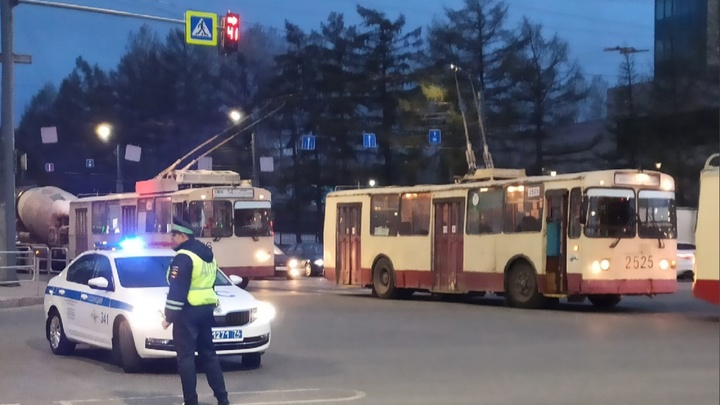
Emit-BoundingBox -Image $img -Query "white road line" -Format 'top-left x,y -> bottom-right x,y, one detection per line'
231,390 -> 366,405
52,388 -> 366,404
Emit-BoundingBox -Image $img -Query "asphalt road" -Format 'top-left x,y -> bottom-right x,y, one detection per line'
0,279 -> 717,405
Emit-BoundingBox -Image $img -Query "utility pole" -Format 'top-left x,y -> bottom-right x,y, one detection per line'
604,46 -> 649,168
251,132 -> 258,187
0,0 -> 18,283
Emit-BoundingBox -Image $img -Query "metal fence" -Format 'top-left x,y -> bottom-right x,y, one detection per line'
0,250 -> 38,285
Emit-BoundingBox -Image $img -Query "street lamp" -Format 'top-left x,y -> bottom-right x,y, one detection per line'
229,109 -> 243,124
369,179 -> 376,187
95,123 -> 123,193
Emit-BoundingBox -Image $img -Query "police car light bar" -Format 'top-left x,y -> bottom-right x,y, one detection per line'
94,238 -> 146,251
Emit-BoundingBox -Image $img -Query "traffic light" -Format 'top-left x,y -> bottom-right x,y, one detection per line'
220,12 -> 240,54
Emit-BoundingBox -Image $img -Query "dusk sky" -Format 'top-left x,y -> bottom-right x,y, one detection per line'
12,0 -> 654,121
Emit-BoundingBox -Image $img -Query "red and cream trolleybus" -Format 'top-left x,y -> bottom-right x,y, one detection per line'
68,170 -> 274,288
324,168 -> 678,308
692,153 -> 719,305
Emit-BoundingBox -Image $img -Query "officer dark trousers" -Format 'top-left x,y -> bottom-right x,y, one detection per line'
172,305 -> 229,405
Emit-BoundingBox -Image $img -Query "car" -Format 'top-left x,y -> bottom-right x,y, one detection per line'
677,242 -> 696,280
273,245 -> 292,278
284,242 -> 324,278
44,238 -> 276,373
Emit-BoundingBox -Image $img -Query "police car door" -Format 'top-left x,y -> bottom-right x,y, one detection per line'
82,254 -> 116,348
62,254 -> 98,342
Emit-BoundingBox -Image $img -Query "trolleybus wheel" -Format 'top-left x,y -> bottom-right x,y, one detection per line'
506,262 -> 543,309
372,257 -> 398,299
588,294 -> 622,309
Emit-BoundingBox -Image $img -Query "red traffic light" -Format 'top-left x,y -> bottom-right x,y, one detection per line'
221,12 -> 240,54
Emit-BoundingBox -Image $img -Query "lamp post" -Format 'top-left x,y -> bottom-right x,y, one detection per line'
96,123 -> 123,193
229,109 -> 258,185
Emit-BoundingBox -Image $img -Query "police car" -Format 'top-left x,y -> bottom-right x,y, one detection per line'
43,238 -> 275,373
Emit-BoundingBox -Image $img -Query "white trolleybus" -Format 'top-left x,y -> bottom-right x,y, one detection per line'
68,170 -> 274,288
324,168 -> 679,309
692,153 -> 719,305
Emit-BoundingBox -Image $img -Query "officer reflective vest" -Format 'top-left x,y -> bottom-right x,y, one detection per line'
167,249 -> 219,306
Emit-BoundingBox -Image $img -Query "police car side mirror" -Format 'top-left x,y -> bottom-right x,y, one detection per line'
88,277 -> 110,290
229,275 -> 243,286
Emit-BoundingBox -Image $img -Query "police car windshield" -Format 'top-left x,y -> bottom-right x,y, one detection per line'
115,256 -> 232,288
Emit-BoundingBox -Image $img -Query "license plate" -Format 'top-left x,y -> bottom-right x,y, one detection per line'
212,329 -> 243,341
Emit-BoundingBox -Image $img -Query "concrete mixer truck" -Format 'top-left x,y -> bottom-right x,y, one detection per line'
16,186 -> 77,272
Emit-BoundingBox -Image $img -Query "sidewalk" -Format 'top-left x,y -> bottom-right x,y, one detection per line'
0,272 -> 50,309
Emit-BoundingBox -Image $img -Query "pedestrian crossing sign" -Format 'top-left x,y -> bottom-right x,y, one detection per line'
185,11 -> 218,46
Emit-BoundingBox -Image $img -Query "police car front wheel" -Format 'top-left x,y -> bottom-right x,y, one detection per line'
46,310 -> 76,355
113,319 -> 143,373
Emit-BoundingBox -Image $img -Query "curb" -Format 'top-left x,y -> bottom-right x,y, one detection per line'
0,297 -> 44,309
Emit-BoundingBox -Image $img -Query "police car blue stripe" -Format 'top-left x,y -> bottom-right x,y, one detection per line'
45,286 -> 134,311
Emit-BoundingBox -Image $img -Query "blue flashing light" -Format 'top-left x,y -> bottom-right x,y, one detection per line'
119,238 -> 145,251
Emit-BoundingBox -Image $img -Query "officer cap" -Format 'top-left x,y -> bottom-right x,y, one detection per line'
171,216 -> 195,236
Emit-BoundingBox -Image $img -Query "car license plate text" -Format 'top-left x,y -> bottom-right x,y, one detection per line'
212,329 -> 242,341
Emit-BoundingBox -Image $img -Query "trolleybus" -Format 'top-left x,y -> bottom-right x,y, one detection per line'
692,153 -> 719,305
324,168 -> 678,308
68,170 -> 274,288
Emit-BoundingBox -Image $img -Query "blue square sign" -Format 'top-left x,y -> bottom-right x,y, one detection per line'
185,11 -> 218,46
363,133 -> 377,148
300,134 -> 316,150
429,129 -> 441,145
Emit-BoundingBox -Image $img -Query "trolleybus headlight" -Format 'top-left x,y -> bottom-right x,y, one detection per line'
591,261 -> 601,274
659,259 -> 669,270
254,250 -> 272,262
600,259 -> 610,270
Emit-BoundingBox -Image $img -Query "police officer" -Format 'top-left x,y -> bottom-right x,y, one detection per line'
162,217 -> 229,405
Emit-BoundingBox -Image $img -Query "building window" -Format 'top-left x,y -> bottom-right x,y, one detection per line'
370,195 -> 400,236
467,188 -> 503,234
664,0 -> 672,18
504,184 -> 543,233
398,192 -> 430,236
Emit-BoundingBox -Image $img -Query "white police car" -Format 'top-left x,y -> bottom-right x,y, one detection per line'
43,238 -> 275,373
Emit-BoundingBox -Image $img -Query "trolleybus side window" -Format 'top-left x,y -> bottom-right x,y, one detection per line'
398,193 -> 430,236
637,190 -> 676,239
187,201 -> 233,238
370,194 -> 400,236
584,188 -> 635,238
504,184 -> 543,233
467,187 -> 503,235
153,197 -> 173,233
91,201 -> 121,234
137,198 -> 154,233
569,187 -> 582,239
234,203 -> 273,237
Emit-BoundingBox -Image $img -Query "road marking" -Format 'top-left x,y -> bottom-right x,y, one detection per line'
52,388 -> 366,404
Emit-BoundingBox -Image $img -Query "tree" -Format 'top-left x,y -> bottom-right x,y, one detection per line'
499,18 -> 587,174
355,5 -> 423,185
578,75 -> 608,121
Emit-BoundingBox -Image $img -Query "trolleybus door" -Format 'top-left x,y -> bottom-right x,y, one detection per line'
75,208 -> 88,254
336,204 -> 362,285
432,199 -> 465,292
544,189 -> 568,294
